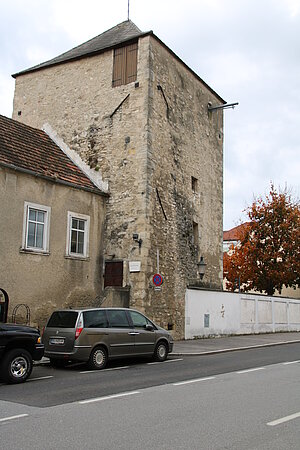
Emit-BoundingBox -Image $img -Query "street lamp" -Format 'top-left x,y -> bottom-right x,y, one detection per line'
197,256 -> 207,280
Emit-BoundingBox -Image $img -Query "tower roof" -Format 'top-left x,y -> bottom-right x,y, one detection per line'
12,20 -> 148,78
12,20 -> 225,103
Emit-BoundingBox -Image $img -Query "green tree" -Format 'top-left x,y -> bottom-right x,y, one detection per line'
224,185 -> 300,296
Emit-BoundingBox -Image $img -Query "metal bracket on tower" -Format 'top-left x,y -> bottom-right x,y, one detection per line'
208,102 -> 239,112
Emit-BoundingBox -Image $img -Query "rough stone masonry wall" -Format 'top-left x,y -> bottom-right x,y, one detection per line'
12,39 -> 151,311
144,37 -> 224,337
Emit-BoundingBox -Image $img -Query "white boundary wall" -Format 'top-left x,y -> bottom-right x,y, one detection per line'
185,289 -> 300,340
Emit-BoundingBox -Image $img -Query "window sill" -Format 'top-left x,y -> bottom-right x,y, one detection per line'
64,255 -> 90,262
20,248 -> 50,256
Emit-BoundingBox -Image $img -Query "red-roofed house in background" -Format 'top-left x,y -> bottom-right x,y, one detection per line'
0,114 -> 108,326
223,223 -> 250,253
223,222 -> 300,299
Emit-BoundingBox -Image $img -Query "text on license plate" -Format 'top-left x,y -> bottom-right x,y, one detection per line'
49,338 -> 65,345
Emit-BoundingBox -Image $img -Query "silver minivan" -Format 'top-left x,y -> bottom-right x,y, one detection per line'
42,308 -> 174,370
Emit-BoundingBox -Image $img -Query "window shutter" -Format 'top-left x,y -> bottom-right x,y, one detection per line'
112,42 -> 138,87
112,47 -> 126,87
126,43 -> 138,84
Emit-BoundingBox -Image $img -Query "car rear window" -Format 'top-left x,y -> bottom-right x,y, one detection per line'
47,311 -> 78,328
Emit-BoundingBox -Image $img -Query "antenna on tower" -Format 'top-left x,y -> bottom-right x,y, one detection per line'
128,0 -> 130,20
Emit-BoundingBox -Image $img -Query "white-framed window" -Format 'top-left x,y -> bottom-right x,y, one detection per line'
22,202 -> 51,253
66,212 -> 90,258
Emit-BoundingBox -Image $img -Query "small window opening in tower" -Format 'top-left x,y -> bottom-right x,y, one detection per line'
192,222 -> 199,246
191,176 -> 198,193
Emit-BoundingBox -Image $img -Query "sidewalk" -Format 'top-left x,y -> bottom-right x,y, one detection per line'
172,332 -> 300,356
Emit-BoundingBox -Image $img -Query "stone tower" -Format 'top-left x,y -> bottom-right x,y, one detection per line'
12,21 -> 224,337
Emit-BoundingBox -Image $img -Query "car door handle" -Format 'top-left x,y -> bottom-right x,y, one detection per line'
128,332 -> 140,335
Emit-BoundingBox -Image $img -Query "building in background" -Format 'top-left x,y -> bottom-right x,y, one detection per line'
223,222 -> 299,299
223,223 -> 250,253
0,115 -> 107,326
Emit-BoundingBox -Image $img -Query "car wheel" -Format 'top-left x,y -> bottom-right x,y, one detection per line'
154,341 -> 168,362
1,349 -> 33,384
88,347 -> 107,370
49,358 -> 66,368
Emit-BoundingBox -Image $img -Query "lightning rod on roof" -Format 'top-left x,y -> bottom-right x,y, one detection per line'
128,0 -> 130,20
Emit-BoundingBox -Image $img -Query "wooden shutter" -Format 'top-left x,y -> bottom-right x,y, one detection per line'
112,47 -> 126,87
112,42 -> 138,87
126,43 -> 138,84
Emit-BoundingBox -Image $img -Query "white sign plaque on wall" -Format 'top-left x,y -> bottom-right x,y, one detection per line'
129,261 -> 141,272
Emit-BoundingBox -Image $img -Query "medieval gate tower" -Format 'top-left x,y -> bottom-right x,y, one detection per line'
12,21 -> 224,337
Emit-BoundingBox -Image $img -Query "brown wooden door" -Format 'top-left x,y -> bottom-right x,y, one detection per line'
104,261 -> 123,288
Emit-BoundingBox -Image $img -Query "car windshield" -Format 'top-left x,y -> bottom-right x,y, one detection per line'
47,311 -> 78,328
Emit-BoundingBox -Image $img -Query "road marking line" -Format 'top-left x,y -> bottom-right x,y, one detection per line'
236,367 -> 265,374
283,360 -> 300,365
148,358 -> 183,365
79,391 -> 140,404
28,376 -> 54,382
267,412 -> 300,426
164,358 -> 183,363
173,376 -> 215,386
0,414 -> 28,423
80,366 -> 129,374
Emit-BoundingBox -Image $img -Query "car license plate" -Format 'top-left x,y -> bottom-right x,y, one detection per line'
49,338 -> 65,345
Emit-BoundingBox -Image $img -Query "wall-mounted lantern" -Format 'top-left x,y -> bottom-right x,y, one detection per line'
197,256 -> 207,280
133,233 -> 143,248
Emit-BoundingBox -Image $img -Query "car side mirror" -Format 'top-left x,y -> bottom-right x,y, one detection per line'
145,324 -> 154,331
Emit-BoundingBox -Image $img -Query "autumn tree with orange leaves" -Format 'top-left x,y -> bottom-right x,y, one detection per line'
224,185 -> 300,296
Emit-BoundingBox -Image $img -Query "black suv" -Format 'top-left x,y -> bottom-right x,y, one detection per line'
0,323 -> 44,383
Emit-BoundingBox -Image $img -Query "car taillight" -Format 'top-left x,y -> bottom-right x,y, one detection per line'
75,327 -> 83,339
75,313 -> 84,339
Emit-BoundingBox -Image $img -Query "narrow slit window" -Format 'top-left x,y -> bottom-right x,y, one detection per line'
191,176 -> 198,193
192,222 -> 199,246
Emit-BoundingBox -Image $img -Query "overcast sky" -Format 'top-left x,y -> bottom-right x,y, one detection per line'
1,0 -> 299,230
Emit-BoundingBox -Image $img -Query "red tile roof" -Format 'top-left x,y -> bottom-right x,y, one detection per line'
0,115 -> 106,196
223,222 -> 250,241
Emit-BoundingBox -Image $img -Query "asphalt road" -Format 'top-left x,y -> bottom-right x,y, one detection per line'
0,342 -> 299,408
0,343 -> 299,450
